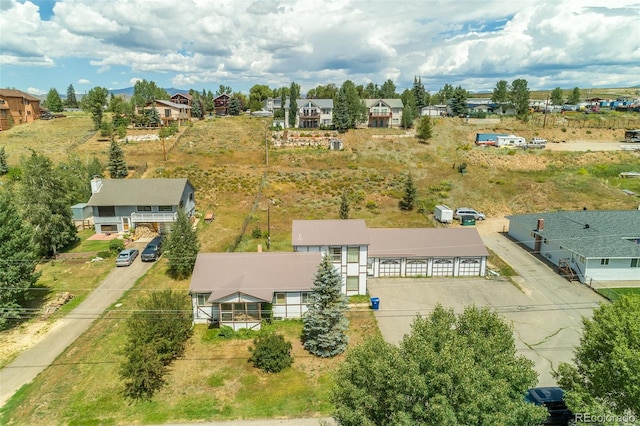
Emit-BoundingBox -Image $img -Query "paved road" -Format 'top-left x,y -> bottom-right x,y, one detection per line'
0,243 -> 153,407
369,233 -> 606,387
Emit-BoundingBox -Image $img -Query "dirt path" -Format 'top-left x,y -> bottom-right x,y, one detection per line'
0,243 -> 153,408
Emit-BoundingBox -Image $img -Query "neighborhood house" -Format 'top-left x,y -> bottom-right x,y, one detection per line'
0,88 -> 41,131
86,177 -> 196,234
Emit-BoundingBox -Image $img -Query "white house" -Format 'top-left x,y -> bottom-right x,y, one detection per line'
283,99 -> 334,129
365,99 -> 404,128
507,210 -> 640,284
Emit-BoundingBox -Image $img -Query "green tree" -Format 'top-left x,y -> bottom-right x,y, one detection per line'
450,86 -> 469,116
556,295 -> 640,419
339,191 -> 350,219
87,156 -> 104,179
362,82 -> 380,98
0,146 -> 8,175
509,79 -> 531,119
18,151 -> 77,256
302,255 -> 349,358
306,84 -> 338,99
249,84 -> 273,111
130,79 -> 169,108
119,289 -> 192,400
550,87 -> 564,106
0,190 -> 40,330
58,154 -> 94,204
416,116 -> 433,144
45,88 -> 63,113
399,174 -> 417,211
333,88 -> 352,133
80,86 -> 109,129
216,85 -> 232,95
332,305 -> 547,425
249,332 -> 293,373
164,209 -> 200,279
400,89 -> 416,129
108,139 -> 128,179
65,84 -> 78,108
379,79 -> 398,98
288,82 -> 300,128
434,83 -> 455,105
491,80 -> 509,113
412,76 -> 428,109
228,97 -> 241,116
568,87 -> 581,105
341,80 -> 367,128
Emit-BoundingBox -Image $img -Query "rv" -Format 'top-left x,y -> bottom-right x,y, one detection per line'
475,133 -> 507,147
496,134 -> 526,148
434,204 -> 454,224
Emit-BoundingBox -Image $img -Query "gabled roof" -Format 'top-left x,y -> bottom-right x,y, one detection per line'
214,93 -> 231,100
283,98 -> 333,109
292,219 -> 369,246
189,252 -> 323,302
0,89 -> 40,102
171,92 -> 193,100
365,99 -> 404,109
507,210 -> 640,258
148,99 -> 191,109
87,178 -> 193,206
367,228 -> 488,258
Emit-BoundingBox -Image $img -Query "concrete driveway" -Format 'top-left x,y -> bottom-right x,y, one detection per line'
0,242 -> 155,407
368,233 -> 607,387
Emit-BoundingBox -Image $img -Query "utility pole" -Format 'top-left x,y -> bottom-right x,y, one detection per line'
264,121 -> 269,167
543,93 -> 550,129
267,201 -> 271,249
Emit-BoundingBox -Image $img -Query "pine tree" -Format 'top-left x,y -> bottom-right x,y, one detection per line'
302,255 -> 349,358
0,146 -> 8,175
339,191 -> 350,219
0,190 -> 41,330
412,76 -> 427,109
228,97 -> 241,116
288,82 -> 300,127
333,88 -> 351,133
399,174 -> 417,211
416,116 -> 433,143
65,84 -> 78,108
108,138 -> 128,179
164,210 -> 200,279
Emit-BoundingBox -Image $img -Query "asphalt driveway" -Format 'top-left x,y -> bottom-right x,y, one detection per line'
368,233 -> 607,387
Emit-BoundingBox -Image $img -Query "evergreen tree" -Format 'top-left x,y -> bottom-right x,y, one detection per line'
108,139 -> 128,179
568,87 -> 581,105
65,84 -> 78,108
379,79 -> 398,98
164,210 -> 200,279
228,97 -> 241,116
0,146 -> 8,175
0,190 -> 41,330
416,116 -> 433,144
450,86 -> 469,116
333,88 -> 351,133
509,79 -> 531,118
302,255 -> 349,358
87,156 -> 104,179
400,104 -> 415,129
18,151 -> 77,256
412,76 -> 427,109
339,191 -> 350,219
342,80 -> 367,128
399,174 -> 417,211
491,80 -> 509,113
249,332 -> 293,373
288,82 -> 300,127
550,87 -> 564,106
80,86 -> 109,129
46,88 -> 64,113
434,83 -> 455,104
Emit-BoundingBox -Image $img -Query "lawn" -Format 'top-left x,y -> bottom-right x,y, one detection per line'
596,287 -> 640,302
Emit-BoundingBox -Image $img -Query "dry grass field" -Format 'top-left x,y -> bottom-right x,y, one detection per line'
1,108 -> 640,424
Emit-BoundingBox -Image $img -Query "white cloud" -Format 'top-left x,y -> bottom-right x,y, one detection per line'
78,79 -> 91,84
26,87 -> 46,95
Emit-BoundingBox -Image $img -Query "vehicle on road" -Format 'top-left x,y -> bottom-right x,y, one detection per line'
141,236 -> 163,262
525,387 -> 574,425
116,248 -> 139,267
453,207 -> 486,220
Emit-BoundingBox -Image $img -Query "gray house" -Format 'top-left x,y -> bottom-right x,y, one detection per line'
507,210 -> 640,284
86,177 -> 196,234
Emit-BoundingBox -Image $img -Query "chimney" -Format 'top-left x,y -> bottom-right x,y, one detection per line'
91,176 -> 103,194
536,218 -> 544,231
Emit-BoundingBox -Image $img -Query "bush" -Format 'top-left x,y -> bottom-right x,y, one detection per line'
251,227 -> 263,239
218,325 -> 236,339
248,331 -> 293,373
109,239 -> 125,254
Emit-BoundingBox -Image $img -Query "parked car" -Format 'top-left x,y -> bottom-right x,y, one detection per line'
453,207 -> 486,220
525,387 -> 574,425
115,248 -> 139,267
141,236 -> 163,262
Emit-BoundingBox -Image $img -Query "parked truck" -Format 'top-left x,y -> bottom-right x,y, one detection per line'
525,137 -> 547,149
434,204 -> 454,224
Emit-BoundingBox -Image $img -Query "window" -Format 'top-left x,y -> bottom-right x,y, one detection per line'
97,206 -> 115,217
136,205 -> 152,212
220,303 -> 233,321
274,292 -> 286,305
347,247 -> 359,263
301,292 -> 311,304
164,109 -> 171,117
329,247 -> 341,263
158,205 -> 173,212
600,258 -> 609,265
189,192 -> 194,201
346,276 -> 359,292
196,293 -> 210,305
632,259 -> 640,268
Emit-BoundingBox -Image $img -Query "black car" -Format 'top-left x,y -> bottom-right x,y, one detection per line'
141,236 -> 163,262
525,387 -> 574,425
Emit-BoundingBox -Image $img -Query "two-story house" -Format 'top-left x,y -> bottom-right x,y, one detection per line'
87,177 -> 196,234
365,99 -> 404,128
214,94 -> 231,116
170,92 -> 193,107
0,89 -> 41,131
283,99 -> 334,129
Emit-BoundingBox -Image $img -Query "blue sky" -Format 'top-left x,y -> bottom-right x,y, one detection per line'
1,0 -> 639,97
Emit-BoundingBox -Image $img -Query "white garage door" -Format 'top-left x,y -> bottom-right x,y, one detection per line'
406,259 -> 428,277
458,258 -> 482,276
432,258 -> 454,276
379,259 -> 401,277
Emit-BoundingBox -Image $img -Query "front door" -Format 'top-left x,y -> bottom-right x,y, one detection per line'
122,217 -> 130,232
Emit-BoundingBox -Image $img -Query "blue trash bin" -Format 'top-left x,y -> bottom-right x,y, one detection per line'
370,297 -> 380,310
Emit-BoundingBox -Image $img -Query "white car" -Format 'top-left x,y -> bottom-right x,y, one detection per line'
454,208 -> 486,220
115,248 -> 139,267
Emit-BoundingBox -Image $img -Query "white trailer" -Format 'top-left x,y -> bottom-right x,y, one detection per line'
434,204 -> 454,224
496,134 -> 526,148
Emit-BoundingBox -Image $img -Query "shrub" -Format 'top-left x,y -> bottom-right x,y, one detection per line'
109,239 -> 125,254
218,325 -> 236,339
96,250 -> 111,259
561,127 -> 567,132
248,331 -> 293,373
251,227 -> 263,239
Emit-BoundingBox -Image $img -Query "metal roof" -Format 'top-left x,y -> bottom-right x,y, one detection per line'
292,219 -> 369,246
367,228 -> 489,258
189,252 -> 323,302
507,210 -> 640,258
87,178 -> 193,206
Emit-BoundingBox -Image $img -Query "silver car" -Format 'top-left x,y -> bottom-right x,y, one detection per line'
454,207 -> 486,220
115,248 -> 139,267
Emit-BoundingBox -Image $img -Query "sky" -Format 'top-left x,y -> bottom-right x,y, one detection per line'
1,0 -> 640,97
